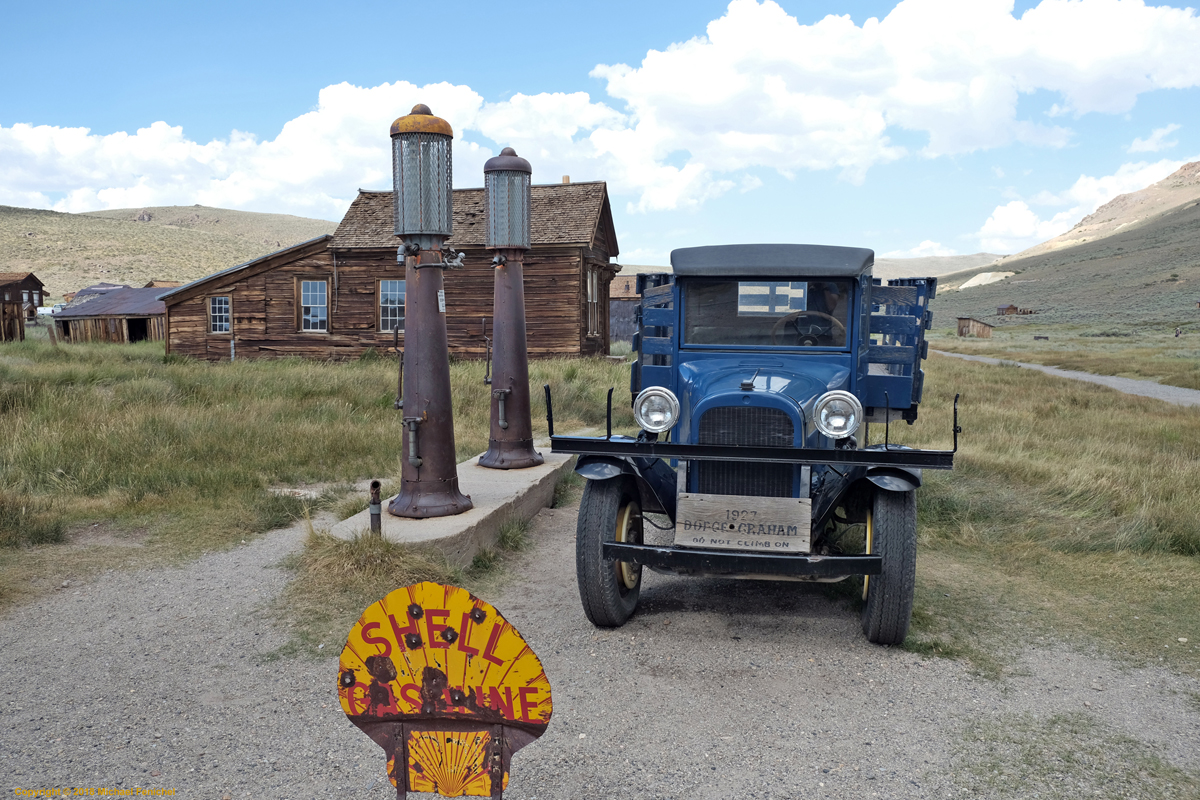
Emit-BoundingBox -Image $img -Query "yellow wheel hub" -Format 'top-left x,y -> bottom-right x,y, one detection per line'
615,501 -> 641,590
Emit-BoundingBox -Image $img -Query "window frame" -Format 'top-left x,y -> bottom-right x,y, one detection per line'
295,277 -> 330,333
207,295 -> 232,335
378,278 -> 406,333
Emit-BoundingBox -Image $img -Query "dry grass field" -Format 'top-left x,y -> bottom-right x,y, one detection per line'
4,327 -> 1199,680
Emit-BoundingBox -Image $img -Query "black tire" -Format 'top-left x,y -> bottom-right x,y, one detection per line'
575,478 -> 643,627
861,489 -> 917,645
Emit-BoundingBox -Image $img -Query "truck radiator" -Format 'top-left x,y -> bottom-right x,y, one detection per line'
696,406 -> 794,497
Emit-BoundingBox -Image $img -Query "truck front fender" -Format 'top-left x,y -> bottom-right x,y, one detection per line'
575,455 -> 676,519
865,466 -> 922,493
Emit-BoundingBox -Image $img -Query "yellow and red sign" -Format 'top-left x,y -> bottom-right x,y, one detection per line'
339,582 -> 552,797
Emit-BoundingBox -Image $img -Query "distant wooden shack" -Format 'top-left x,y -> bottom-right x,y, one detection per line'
54,288 -> 166,344
957,317 -> 994,338
997,304 -> 1035,316
160,182 -> 621,361
1,272 -> 46,342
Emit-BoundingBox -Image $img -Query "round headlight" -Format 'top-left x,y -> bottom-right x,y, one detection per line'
812,390 -> 863,439
633,387 -> 680,433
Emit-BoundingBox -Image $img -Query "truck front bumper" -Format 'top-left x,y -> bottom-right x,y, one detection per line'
604,542 -> 881,577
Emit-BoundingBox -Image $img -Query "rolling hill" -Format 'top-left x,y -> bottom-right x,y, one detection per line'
929,192 -> 1200,330
0,205 -> 336,302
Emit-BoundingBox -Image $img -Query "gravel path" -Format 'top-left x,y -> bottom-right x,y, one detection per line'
4,500 -> 1200,798
934,350 -> 1200,407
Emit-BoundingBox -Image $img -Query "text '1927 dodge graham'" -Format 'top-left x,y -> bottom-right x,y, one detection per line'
546,244 -> 960,645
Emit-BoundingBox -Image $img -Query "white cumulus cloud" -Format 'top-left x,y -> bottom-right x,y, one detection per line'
1128,123 -> 1182,153
3,1 -> 1200,217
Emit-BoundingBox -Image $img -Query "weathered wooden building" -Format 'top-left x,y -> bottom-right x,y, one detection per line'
160,181 -> 620,361
956,317 -> 994,338
1,273 -> 46,342
54,288 -> 166,344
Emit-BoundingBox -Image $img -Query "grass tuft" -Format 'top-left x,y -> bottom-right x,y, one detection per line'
497,517 -> 531,551
0,490 -> 66,548
275,525 -> 462,655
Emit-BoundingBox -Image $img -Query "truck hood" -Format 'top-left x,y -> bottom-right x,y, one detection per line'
676,356 -> 852,444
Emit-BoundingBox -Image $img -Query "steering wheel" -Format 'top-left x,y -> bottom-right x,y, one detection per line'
770,310 -> 846,346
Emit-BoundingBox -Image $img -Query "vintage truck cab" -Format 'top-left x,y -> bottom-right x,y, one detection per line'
549,244 -> 958,645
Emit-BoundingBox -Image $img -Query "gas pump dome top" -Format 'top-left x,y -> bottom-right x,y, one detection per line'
484,147 -> 532,174
390,104 -> 454,137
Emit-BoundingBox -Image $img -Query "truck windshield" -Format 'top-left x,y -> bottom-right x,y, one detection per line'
683,279 -> 852,348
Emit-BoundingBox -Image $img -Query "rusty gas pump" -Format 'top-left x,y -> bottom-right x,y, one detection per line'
386,104 -> 472,518
478,148 -> 544,470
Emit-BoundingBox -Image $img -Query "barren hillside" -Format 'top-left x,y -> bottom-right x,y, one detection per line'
1007,160 -> 1200,261
0,205 -> 335,301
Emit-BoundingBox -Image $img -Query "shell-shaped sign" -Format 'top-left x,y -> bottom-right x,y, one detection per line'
339,582 -> 552,796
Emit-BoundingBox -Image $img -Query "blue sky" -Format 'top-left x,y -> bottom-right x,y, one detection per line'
3,0 -> 1199,264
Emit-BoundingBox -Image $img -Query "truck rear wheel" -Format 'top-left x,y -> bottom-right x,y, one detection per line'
861,489 -> 917,645
576,478 -> 643,627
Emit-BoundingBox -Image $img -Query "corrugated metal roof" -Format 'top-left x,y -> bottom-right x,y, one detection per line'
331,182 -> 610,250
55,288 -> 166,318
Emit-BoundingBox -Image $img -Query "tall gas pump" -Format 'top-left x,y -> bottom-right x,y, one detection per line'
479,148 -> 544,470
386,104 -> 473,518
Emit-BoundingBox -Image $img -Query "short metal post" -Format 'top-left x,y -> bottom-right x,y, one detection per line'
369,480 -> 382,536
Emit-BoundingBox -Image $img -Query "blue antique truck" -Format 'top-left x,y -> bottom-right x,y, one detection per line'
547,244 -> 958,645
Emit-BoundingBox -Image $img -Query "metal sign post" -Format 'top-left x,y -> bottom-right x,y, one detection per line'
339,582 -> 553,798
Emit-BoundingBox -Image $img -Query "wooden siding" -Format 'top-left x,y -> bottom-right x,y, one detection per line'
166,247 -> 620,361
57,315 -> 166,344
1,301 -> 25,343
956,317 -> 993,338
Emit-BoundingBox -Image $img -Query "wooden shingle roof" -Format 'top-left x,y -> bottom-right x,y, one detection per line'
0,272 -> 42,288
332,181 -> 615,253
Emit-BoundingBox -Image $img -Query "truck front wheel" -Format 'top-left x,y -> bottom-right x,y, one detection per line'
576,478 -> 643,627
861,489 -> 917,645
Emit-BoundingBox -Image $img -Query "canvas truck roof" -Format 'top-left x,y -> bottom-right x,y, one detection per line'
670,244 -> 874,278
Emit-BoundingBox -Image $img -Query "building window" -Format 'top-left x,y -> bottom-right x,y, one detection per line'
300,280 -> 328,332
380,280 -> 405,332
33,291 -> 40,305
209,296 -> 230,333
586,267 -> 601,336
22,291 -> 30,302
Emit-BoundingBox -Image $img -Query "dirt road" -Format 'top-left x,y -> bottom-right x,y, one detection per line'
3,500 -> 1199,799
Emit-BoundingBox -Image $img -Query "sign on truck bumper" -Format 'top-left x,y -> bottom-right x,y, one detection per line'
675,493 -> 812,553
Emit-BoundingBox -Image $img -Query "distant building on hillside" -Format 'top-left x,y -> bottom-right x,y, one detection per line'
143,280 -> 182,289
54,287 -> 166,344
957,317 -> 993,338
158,182 -> 621,361
1,272 -> 46,342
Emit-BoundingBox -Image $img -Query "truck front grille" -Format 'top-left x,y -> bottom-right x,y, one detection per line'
696,406 -> 795,497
